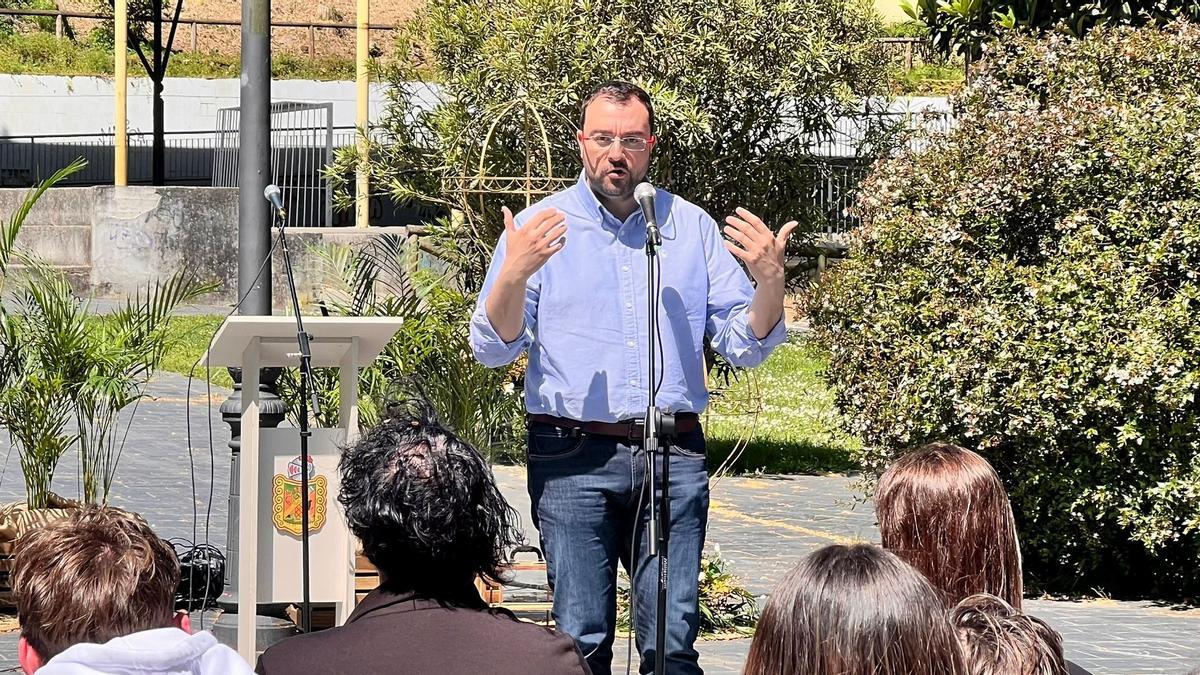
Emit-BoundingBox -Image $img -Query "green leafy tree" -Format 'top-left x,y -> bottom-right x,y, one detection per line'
808,24 -> 1200,597
335,0 -> 890,290
903,0 -> 1200,58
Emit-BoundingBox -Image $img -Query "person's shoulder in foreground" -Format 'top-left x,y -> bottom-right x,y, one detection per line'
255,588 -> 588,675
36,628 -> 251,675
12,504 -> 252,675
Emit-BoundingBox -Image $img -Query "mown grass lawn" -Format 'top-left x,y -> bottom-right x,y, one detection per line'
158,315 -> 231,388
157,318 -> 860,475
703,338 -> 860,475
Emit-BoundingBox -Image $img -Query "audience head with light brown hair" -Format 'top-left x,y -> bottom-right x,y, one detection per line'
874,442 -> 1024,610
12,505 -> 252,674
743,543 -> 967,675
951,593 -> 1068,675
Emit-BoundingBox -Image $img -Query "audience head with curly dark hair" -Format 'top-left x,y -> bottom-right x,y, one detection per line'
337,401 -> 523,596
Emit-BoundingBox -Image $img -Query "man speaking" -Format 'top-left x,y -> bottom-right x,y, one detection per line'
470,81 -> 794,675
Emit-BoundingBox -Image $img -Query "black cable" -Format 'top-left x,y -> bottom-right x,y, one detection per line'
169,537 -> 227,614
625,451 -> 650,675
183,228 -> 282,630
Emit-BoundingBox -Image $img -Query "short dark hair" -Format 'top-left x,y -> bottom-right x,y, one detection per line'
13,506 -> 180,660
744,543 -> 967,675
580,80 -> 655,133
338,402 -> 522,594
951,594 -> 1067,675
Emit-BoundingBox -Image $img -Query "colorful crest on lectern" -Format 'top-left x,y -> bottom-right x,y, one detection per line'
272,456 -> 328,536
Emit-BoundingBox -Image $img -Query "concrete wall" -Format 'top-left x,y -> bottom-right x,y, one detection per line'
2,185 -> 415,307
1,186 -> 95,274
90,186 -> 239,298
0,75 -> 423,137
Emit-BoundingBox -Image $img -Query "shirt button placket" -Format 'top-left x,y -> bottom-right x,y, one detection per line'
623,249 -> 639,412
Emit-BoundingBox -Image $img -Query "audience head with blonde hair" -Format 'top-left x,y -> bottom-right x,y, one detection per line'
875,442 -> 1023,609
743,543 -> 966,675
951,593 -> 1067,675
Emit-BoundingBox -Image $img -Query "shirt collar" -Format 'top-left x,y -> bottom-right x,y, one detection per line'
346,582 -> 488,624
574,172 -> 605,223
574,172 -> 676,238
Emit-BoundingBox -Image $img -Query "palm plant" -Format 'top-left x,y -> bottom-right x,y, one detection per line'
0,159 -> 88,508
77,272 -> 217,503
0,158 -> 218,506
279,234 -> 525,459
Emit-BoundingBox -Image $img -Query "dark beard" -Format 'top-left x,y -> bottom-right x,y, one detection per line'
585,165 -> 643,200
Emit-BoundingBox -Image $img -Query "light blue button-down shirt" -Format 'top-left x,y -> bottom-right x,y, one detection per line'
470,176 -> 787,423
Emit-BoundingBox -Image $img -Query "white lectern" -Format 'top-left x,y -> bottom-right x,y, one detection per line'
207,315 -> 404,661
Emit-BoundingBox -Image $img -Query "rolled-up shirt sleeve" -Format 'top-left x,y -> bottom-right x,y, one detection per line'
701,214 -> 787,368
470,231 -> 539,368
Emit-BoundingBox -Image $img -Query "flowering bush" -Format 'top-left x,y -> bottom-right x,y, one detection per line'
809,23 -> 1200,598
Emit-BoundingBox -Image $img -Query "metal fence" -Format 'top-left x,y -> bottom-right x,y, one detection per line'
0,11 -> 942,73
0,130 -> 219,187
807,107 -> 955,157
0,108 -> 955,232
799,160 -> 871,238
212,102 -> 337,227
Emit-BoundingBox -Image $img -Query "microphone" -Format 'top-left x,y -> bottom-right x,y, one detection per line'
263,184 -> 286,219
634,182 -> 661,247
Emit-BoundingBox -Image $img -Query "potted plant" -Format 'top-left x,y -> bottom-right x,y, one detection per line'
0,160 -> 216,606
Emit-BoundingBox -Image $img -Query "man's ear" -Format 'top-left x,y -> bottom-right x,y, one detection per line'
173,611 -> 192,634
19,635 -> 45,674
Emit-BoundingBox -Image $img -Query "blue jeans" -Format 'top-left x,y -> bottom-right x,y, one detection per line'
526,421 -> 710,675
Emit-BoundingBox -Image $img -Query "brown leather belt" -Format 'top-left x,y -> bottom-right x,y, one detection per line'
527,413 -> 699,441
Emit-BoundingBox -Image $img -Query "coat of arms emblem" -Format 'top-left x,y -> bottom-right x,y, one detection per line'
271,455 -> 328,536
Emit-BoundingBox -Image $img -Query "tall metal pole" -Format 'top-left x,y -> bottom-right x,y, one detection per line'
239,0 -> 272,312
354,0 -> 369,228
114,0 -> 127,186
212,0 -> 290,652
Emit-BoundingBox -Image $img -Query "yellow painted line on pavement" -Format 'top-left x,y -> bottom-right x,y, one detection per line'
144,396 -> 227,404
709,498 -> 863,545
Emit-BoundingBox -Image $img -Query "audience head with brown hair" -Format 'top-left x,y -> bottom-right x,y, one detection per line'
874,442 -> 1024,610
743,543 -> 966,675
952,593 -> 1068,675
12,505 -> 252,674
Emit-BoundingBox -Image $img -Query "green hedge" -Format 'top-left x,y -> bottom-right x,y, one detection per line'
809,24 -> 1200,599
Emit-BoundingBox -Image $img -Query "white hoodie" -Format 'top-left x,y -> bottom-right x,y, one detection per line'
36,628 -> 255,675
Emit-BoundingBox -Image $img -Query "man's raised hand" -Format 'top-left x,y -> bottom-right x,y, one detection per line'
723,207 -> 798,288
499,206 -> 567,282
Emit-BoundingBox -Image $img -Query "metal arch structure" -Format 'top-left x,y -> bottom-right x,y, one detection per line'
442,96 -> 577,221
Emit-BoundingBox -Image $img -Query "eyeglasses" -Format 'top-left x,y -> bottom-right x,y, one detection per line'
584,134 -> 652,152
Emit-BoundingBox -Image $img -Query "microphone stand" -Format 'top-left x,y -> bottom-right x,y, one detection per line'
273,206 -> 321,635
642,215 -> 676,675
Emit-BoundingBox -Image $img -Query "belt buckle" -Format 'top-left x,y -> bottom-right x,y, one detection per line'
628,418 -> 646,442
